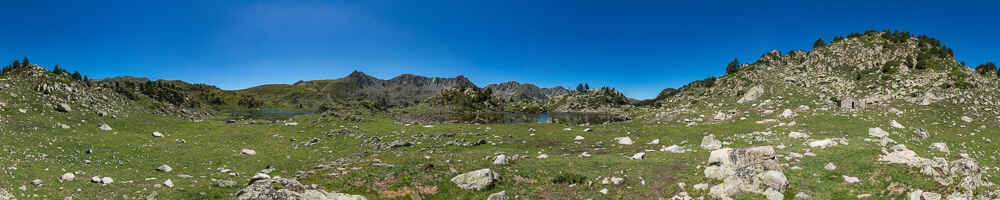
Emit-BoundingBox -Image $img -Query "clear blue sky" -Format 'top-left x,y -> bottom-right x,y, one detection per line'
2,0 -> 998,99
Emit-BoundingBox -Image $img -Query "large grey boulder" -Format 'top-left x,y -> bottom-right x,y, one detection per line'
737,85 -> 764,104
704,146 -> 787,199
237,178 -> 366,200
451,168 -> 501,191
487,190 -> 509,200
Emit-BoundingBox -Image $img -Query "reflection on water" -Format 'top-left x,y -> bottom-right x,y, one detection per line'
395,112 -> 626,125
230,110 -> 310,120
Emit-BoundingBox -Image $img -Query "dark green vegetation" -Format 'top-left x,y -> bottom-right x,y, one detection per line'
1,30 -> 1000,199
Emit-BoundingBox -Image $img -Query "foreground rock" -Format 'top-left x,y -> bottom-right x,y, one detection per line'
704,146 -> 787,200
237,178 -> 366,200
451,168 -> 501,191
700,134 -> 722,150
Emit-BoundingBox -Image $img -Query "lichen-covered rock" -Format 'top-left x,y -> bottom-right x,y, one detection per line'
737,85 -> 763,104
237,178 -> 366,200
451,168 -> 500,191
704,146 -> 786,199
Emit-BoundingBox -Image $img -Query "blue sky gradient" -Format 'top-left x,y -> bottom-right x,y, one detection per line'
2,0 -> 998,99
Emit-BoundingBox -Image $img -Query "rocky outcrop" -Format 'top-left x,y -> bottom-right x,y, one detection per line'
484,81 -> 568,102
236,178 -> 366,200
704,146 -> 787,200
451,168 -> 501,191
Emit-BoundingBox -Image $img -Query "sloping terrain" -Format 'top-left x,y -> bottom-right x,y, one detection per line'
0,30 -> 998,200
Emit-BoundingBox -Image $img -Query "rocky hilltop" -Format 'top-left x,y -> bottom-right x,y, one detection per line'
483,81 -> 568,103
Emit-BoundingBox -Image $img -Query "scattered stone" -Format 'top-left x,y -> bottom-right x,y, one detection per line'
599,188 -> 609,195
152,132 -> 164,137
700,134 -> 722,150
388,140 -> 412,148
843,176 -> 860,184
960,116 -> 973,123
778,109 -> 795,118
98,123 -> 113,131
163,179 -> 174,188
0,188 -> 12,200
857,194 -> 872,200
630,152 -> 646,160
583,128 -> 592,132
101,177 -> 114,185
662,145 -> 687,153
240,149 -> 257,156
31,179 -> 42,186
493,154 -> 509,165
574,136 -> 584,141
647,139 -> 660,145
56,103 -> 72,112
251,173 -> 271,181
808,138 -> 847,148
824,163 -> 836,171
57,123 -> 70,129
788,131 -> 809,139
615,137 -> 633,145
868,127 -> 889,138
450,169 -> 500,191
212,179 -> 236,188
487,190 -> 509,200
890,120 -> 905,129
157,164 -> 173,172
536,154 -> 549,159
90,176 -> 101,183
930,143 -> 949,154
60,173 -> 76,182
795,192 -> 810,199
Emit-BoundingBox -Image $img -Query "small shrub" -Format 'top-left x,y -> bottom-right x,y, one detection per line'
552,173 -> 587,184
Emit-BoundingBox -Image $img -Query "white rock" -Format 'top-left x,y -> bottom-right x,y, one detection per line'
778,109 -> 795,118
574,136 -> 585,141
661,145 -> 686,153
824,162 -> 837,171
647,139 -> 660,145
101,177 -> 114,184
615,137 -> 633,145
493,154 -> 509,165
890,120 -> 906,129
240,149 -> 257,156
930,143 -> 950,154
31,179 -> 42,186
163,179 -> 174,188
808,138 -> 846,148
251,173 -> 271,181
700,134 -> 722,150
922,192 -> 942,200
580,152 -> 591,157
599,188 -> 609,195
157,164 -> 173,172
788,131 -> 809,139
152,132 -> 164,137
284,122 -> 299,126
91,176 -> 101,183
98,123 -> 113,131
60,173 -> 76,182
630,152 -> 646,160
57,123 -> 70,129
536,154 -> 549,159
868,127 -> 889,138
583,128 -> 592,132
843,175 -> 860,184
961,116 -> 974,123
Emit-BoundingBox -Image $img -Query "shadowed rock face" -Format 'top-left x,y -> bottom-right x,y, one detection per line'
287,71 -> 477,106
484,81 -> 568,102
